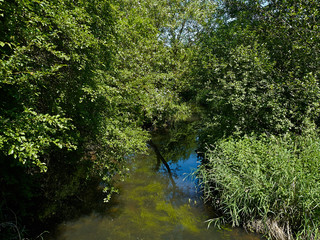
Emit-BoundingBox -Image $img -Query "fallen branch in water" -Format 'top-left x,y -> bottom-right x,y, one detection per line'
148,140 -> 176,188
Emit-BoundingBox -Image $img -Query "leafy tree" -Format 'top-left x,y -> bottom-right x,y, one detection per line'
112,0 -> 217,127
191,0 -> 320,146
0,1 -> 147,234
0,1 -> 214,236
193,1 -> 320,238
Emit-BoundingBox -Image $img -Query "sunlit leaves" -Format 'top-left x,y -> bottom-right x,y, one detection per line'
199,132 -> 320,239
0,108 -> 76,172
192,0 -> 320,147
193,1 -> 320,238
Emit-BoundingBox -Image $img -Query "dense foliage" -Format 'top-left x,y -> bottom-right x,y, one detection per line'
192,0 -> 320,145
0,0 -> 204,238
193,0 -> 320,239
1,0 -> 319,239
199,132 -> 320,239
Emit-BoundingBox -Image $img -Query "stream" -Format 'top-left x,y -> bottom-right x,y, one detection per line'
45,125 -> 263,240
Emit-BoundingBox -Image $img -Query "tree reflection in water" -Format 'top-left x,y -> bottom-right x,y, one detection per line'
46,121 -> 262,240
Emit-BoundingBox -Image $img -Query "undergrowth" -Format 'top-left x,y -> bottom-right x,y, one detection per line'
198,132 -> 320,240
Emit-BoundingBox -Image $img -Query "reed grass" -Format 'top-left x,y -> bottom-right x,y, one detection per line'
198,132 -> 320,240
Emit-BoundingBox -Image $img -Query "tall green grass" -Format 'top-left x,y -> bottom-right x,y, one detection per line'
198,133 -> 320,239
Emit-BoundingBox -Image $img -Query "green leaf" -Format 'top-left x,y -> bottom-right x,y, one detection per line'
8,147 -> 14,155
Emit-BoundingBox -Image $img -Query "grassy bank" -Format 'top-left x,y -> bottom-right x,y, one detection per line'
198,132 -> 320,240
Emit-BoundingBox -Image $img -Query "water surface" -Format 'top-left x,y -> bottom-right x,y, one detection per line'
47,127 -> 262,240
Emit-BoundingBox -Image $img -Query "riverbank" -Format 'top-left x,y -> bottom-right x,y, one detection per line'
198,132 -> 320,240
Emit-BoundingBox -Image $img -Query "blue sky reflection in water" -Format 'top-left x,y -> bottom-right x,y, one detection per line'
49,136 -> 262,240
